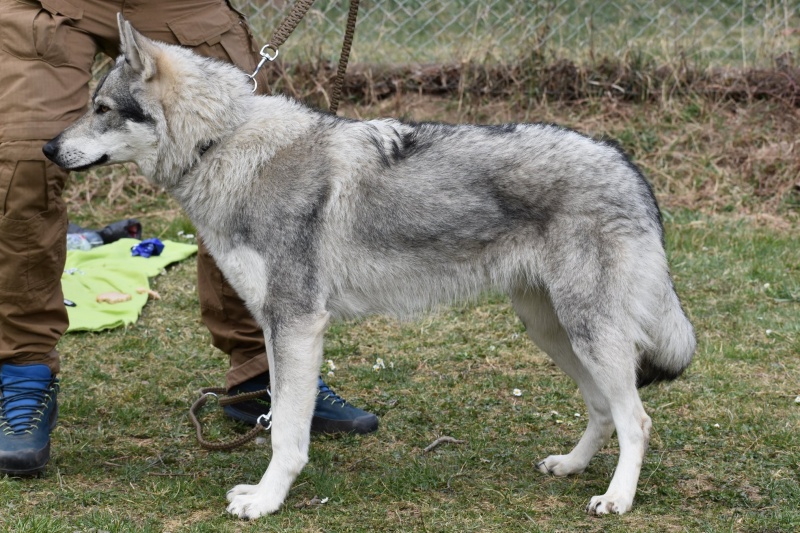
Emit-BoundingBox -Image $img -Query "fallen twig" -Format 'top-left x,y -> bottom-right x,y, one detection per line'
294,495 -> 329,509
423,436 -> 465,453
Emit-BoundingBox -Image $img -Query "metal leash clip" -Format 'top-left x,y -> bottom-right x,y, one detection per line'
256,411 -> 272,431
247,44 -> 279,93
255,386 -> 272,431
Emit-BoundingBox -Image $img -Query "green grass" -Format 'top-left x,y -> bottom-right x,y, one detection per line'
234,0 -> 800,68
2,94 -> 798,531
1,212 -> 797,532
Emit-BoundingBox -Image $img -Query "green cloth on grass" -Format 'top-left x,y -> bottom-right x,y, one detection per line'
62,238 -> 198,332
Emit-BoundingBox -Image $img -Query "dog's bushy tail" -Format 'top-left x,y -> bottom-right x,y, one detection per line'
637,282 -> 696,388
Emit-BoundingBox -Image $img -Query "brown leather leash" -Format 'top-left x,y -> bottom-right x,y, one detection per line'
189,387 -> 272,451
329,0 -> 360,113
247,0 -> 360,113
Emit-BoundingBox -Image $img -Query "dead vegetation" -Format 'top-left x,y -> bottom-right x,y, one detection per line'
66,55 -> 800,230
264,53 -> 800,107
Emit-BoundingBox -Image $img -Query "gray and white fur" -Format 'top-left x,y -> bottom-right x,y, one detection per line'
43,14 -> 696,519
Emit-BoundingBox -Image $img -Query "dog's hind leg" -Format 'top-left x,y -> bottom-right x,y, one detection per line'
513,287 -> 651,514
512,289 -> 615,477
226,310 -> 329,519
583,377 -> 651,516
552,304 -> 651,515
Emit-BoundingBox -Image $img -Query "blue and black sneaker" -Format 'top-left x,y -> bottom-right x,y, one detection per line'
223,373 -> 378,435
0,364 -> 59,476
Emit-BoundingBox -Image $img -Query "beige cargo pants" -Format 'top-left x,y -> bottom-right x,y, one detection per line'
0,0 -> 271,388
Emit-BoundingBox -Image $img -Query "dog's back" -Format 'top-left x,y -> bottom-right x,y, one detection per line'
318,119 -> 675,323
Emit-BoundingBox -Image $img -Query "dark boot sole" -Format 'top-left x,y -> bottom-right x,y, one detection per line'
223,406 -> 378,435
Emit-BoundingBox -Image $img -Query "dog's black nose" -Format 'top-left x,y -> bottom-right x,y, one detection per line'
42,138 -> 58,160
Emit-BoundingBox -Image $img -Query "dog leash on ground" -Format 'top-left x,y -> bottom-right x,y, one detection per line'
190,0 -> 360,450
190,387 -> 272,451
247,0 -> 360,113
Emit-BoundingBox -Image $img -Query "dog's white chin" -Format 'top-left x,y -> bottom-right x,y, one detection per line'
65,154 -> 110,171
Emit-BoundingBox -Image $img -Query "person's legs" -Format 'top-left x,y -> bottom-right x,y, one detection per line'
123,0 -> 272,390
0,0 -> 103,474
196,242 -> 271,388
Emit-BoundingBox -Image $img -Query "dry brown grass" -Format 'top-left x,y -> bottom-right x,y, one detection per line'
263,55 -> 800,107
67,52 -> 800,232
66,74 -> 800,233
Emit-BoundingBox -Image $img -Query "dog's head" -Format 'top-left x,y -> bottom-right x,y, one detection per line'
43,15 -> 164,174
43,14 -> 252,185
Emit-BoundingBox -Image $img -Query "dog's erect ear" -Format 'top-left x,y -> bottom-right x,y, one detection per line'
117,13 -> 158,80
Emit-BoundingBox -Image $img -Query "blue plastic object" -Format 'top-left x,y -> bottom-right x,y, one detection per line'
131,238 -> 165,258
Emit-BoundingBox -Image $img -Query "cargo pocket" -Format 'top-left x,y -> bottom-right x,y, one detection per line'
0,146 -> 67,292
0,196 -> 66,293
167,4 -> 236,50
0,0 -> 83,67
167,2 -> 260,75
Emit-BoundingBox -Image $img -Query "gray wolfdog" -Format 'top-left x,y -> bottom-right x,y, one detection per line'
44,15 -> 695,519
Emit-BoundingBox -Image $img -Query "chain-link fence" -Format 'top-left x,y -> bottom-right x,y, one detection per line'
233,1 -> 799,69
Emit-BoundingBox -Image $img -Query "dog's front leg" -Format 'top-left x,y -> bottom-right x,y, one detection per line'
226,311 -> 329,519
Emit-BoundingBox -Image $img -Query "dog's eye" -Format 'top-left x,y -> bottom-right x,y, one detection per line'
96,104 -> 111,114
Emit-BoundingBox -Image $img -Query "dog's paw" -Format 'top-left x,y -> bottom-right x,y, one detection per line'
226,491 -> 281,520
585,494 -> 633,515
536,454 -> 586,477
226,483 -> 259,502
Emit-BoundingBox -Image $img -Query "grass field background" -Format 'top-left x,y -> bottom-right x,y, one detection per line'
1,75 -> 799,531
236,0 -> 800,67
